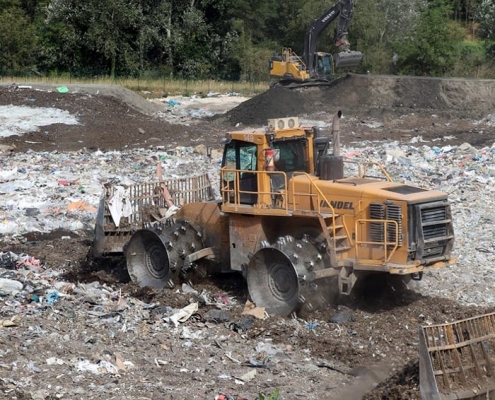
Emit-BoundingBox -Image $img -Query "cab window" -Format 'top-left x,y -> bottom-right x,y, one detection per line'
223,140 -> 257,171
273,140 -> 306,173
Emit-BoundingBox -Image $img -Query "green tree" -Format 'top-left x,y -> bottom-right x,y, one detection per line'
476,0 -> 495,39
393,0 -> 463,76
0,1 -> 36,72
46,0 -> 144,77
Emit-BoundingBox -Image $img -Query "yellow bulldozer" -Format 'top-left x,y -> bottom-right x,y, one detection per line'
94,113 -> 455,316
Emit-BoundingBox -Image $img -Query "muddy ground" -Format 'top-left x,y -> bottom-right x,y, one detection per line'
1,74 -> 495,399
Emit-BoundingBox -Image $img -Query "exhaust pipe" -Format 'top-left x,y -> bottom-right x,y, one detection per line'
332,110 -> 342,157
320,110 -> 344,181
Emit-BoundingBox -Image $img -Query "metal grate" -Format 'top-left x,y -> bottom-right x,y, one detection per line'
98,173 -> 214,253
386,204 -> 402,246
421,206 -> 447,223
369,202 -> 385,242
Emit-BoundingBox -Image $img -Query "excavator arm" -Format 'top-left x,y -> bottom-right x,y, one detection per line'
303,0 -> 355,78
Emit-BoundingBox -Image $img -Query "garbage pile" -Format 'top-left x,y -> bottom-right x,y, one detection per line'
0,146 -> 221,237
153,92 -> 249,125
0,251 -> 354,399
1,132 -> 495,308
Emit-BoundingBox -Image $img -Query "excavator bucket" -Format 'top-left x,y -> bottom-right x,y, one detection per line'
419,312 -> 495,400
333,51 -> 363,69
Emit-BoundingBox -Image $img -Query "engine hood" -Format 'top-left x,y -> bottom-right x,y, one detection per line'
308,176 -> 449,203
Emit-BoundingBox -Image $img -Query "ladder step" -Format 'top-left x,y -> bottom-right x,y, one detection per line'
326,223 -> 344,229
332,235 -> 347,241
335,246 -> 351,253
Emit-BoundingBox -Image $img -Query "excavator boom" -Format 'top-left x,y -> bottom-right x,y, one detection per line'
303,0 -> 355,77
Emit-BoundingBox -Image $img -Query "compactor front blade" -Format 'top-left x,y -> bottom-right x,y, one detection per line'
419,312 -> 495,400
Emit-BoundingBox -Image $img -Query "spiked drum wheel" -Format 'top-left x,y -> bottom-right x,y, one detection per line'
126,219 -> 204,289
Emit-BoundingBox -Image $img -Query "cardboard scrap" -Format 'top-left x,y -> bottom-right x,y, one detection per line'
242,300 -> 266,319
67,199 -> 97,212
115,353 -> 126,371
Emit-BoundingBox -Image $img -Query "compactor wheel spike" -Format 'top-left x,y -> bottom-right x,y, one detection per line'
260,240 -> 270,249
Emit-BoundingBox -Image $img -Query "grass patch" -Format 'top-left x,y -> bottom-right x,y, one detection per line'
0,75 -> 269,98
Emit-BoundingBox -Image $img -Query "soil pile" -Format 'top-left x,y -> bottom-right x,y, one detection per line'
225,73 -> 495,126
224,86 -> 306,125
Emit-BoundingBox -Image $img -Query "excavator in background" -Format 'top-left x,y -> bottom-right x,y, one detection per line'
269,0 -> 363,86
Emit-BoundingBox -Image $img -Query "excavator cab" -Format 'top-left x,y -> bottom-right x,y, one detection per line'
315,52 -> 333,80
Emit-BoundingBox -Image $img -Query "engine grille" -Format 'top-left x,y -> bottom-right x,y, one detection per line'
369,202 -> 402,246
386,204 -> 402,246
416,202 -> 454,261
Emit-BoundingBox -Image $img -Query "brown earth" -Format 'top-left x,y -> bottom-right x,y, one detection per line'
2,74 -> 495,153
1,75 -> 495,399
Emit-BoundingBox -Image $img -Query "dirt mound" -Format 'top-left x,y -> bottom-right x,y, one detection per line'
225,73 -> 495,126
224,85 -> 306,126
0,82 -> 162,115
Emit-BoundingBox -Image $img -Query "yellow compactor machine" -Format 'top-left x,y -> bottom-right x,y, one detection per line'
95,113 -> 456,316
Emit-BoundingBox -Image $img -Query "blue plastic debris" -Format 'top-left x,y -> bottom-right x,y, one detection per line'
307,322 -> 320,330
46,291 -> 60,304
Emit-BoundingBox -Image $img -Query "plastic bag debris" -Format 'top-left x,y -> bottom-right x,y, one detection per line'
107,186 -> 132,227
46,291 -> 60,304
0,278 -> 23,295
76,359 -> 119,375
203,309 -> 230,323
46,357 -> 64,366
229,315 -> 255,333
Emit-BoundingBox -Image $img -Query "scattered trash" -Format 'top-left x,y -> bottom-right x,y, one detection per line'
46,357 -> 64,366
237,369 -> 257,383
76,359 -> 119,375
56,86 -> 69,93
243,358 -> 275,369
306,322 -> 321,330
0,105 -> 78,138
0,278 -> 23,295
46,291 -> 60,304
329,308 -> 355,324
203,309 -> 230,323
229,315 -> 255,333
164,302 -> 198,327
0,316 -> 19,327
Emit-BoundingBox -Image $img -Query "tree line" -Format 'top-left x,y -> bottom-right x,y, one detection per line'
1,0 -> 494,80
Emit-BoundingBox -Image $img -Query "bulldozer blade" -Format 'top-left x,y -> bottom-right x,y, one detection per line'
333,51 -> 363,69
93,173 -> 214,256
419,311 -> 495,400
